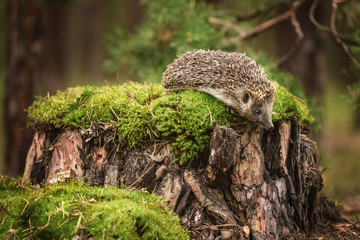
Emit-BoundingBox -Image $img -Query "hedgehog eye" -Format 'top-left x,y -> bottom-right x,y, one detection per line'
254,109 -> 262,115
243,93 -> 249,103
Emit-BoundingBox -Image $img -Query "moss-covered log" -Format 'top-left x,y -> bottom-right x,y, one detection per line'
20,83 -> 360,239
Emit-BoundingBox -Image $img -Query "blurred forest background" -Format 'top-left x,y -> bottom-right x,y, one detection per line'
1,0 -> 360,212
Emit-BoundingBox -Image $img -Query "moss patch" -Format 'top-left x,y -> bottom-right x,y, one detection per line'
272,82 -> 314,124
27,82 -> 313,165
0,176 -> 190,240
150,90 -> 239,164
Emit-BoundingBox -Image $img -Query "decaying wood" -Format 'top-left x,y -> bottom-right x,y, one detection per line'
23,122 -> 358,239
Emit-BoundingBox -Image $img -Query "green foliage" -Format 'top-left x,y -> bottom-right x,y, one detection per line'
27,82 -> 313,165
0,175 -> 190,240
104,0 -> 225,82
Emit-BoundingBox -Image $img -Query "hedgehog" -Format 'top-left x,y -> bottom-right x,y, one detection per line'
162,49 -> 275,130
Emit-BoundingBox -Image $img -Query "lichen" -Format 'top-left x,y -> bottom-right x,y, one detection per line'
26,81 -> 313,165
0,175 -> 190,240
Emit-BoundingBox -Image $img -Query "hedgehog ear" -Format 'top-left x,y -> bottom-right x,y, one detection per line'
242,92 -> 250,103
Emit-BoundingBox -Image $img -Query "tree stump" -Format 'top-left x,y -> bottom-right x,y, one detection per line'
23,121 -> 357,239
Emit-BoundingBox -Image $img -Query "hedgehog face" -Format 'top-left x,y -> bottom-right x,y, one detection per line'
239,91 -> 274,130
250,100 -> 274,130
197,87 -> 274,130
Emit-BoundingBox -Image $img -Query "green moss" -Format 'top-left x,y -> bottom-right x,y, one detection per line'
27,87 -> 85,129
150,90 -> 237,165
272,82 -> 314,124
27,81 -> 313,165
27,83 -> 163,146
0,176 -> 190,240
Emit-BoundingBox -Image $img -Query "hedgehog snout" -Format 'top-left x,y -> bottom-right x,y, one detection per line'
265,122 -> 274,131
257,120 -> 274,131
258,98 -> 275,131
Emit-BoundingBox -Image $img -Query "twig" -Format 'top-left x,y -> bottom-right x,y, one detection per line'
212,9 -> 260,21
74,213 -> 83,234
277,10 -> 304,67
222,10 -> 290,47
238,0 -> 307,43
223,7 -> 294,47
309,0 -> 329,32
110,106 -> 120,121
208,16 -> 243,35
330,0 -> 360,67
236,11 -> 261,21
194,224 -> 242,230
239,10 -> 292,42
217,0 -> 308,48
309,0 -> 357,44
127,161 -> 156,188
237,0 -> 306,66
21,198 -> 30,215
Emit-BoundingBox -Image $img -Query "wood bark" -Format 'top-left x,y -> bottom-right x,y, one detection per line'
23,122 -> 358,239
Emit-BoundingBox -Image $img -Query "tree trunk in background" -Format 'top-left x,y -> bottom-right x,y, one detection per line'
275,1 -> 325,99
3,0 -> 144,176
5,0 -> 43,176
